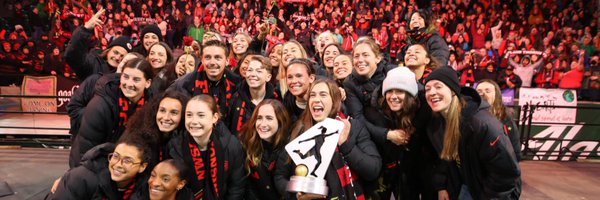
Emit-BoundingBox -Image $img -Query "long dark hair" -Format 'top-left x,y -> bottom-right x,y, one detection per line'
239,100 -> 291,170
378,90 -> 418,136
127,90 -> 191,146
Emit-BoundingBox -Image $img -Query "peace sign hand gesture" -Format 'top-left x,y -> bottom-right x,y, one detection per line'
84,8 -> 105,30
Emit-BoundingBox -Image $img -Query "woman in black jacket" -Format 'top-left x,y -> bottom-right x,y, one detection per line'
406,9 -> 449,65
51,132 -> 151,200
69,58 -> 154,168
132,24 -> 163,56
239,100 -> 292,200
275,79 -> 381,200
168,94 -> 246,200
424,67 -> 521,199
476,79 -> 522,161
65,9 -> 133,81
343,37 -> 395,120
225,56 -> 281,135
126,90 -> 191,167
362,67 -> 426,199
282,58 -> 317,121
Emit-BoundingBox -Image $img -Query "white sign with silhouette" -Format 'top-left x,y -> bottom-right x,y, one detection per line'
285,118 -> 344,178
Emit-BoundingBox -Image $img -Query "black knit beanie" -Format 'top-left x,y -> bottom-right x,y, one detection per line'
109,36 -> 133,52
141,24 -> 163,42
425,66 -> 461,95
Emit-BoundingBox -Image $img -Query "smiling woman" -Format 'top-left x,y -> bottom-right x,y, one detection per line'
69,58 -> 155,168
275,79 -> 382,200
424,67 -> 521,199
239,100 -> 291,200
147,159 -> 193,200
125,90 -> 190,167
51,132 -> 151,199
167,94 -> 247,199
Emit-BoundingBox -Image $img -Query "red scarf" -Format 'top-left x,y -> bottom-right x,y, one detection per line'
192,64 -> 236,112
122,180 -> 137,200
118,93 -> 145,127
189,139 -> 220,199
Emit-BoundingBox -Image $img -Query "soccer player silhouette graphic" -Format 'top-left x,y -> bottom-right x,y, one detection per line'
292,126 -> 338,177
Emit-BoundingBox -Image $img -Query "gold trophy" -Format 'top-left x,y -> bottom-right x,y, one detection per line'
285,118 -> 345,196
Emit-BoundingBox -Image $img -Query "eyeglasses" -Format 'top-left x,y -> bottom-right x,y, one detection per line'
108,153 -> 142,168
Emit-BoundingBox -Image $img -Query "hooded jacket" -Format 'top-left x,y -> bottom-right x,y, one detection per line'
50,143 -> 147,200
69,74 -> 149,168
427,87 -> 521,199
65,26 -> 114,81
224,81 -> 281,135
168,122 -> 246,200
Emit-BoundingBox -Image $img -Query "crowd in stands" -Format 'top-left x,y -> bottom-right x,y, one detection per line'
1,0 -> 599,100
5,0 -> 597,199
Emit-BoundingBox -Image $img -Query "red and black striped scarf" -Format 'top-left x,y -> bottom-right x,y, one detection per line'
192,64 -> 236,111
118,92 -> 145,127
419,67 -> 434,84
407,28 -> 433,45
188,134 -> 226,200
122,180 -> 137,200
331,147 -> 365,200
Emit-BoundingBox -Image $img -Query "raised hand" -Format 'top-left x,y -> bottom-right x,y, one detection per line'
84,8 -> 105,30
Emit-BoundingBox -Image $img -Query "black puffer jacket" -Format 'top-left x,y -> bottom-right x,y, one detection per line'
281,91 -> 305,122
68,72 -> 160,137
168,122 -> 246,200
245,141 -> 283,200
362,84 -> 437,199
69,74 -> 149,168
50,143 -> 147,200
168,68 -> 242,117
406,30 -> 449,65
224,81 -> 281,135
427,87 -> 521,199
64,26 -> 115,81
343,59 -> 395,119
67,73 -> 104,136
273,119 -> 382,200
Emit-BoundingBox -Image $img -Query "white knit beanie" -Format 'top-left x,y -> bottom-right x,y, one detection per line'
382,67 -> 418,97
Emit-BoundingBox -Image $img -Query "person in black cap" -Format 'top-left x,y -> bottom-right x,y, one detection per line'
133,24 -> 164,56
424,67 -> 521,200
497,65 -> 522,90
64,8 -> 133,81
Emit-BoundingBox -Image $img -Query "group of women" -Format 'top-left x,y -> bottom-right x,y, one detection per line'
48,8 -> 521,200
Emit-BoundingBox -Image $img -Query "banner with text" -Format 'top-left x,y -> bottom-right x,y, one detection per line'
518,88 -> 577,123
21,76 -> 57,112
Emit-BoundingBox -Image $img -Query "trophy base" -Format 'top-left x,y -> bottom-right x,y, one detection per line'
286,175 -> 328,196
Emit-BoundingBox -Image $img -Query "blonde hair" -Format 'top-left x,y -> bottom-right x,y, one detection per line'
279,40 -> 308,95
441,95 -> 463,161
316,31 -> 338,55
352,37 -> 382,59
